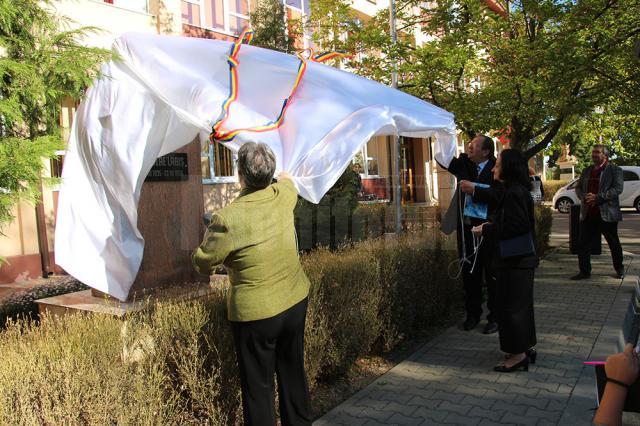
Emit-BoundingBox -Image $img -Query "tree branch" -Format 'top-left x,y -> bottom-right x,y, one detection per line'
524,115 -> 566,159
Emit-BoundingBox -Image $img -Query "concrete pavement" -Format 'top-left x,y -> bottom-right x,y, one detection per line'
315,214 -> 639,425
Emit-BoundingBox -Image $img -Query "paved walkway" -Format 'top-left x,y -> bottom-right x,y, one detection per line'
316,240 -> 639,425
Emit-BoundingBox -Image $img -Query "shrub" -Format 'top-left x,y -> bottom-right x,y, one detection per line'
0,231 -> 460,424
543,180 -> 569,202
0,277 -> 88,326
534,205 -> 553,257
0,294 -> 240,425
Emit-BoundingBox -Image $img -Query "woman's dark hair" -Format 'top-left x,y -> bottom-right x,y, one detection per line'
499,149 -> 531,190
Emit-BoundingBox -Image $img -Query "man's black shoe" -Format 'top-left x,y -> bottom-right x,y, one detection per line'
463,317 -> 480,331
616,268 -> 625,279
483,321 -> 499,335
570,272 -> 591,280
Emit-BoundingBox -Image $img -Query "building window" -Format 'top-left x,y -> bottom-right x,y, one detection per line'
103,0 -> 149,13
354,138 -> 381,177
181,0 -> 250,35
202,141 -> 238,183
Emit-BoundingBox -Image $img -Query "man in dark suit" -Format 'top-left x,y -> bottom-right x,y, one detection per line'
571,144 -> 625,280
439,135 -> 498,334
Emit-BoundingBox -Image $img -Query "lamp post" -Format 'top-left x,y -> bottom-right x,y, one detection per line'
389,0 -> 402,234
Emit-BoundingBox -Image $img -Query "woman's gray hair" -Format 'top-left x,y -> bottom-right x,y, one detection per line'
237,142 -> 276,189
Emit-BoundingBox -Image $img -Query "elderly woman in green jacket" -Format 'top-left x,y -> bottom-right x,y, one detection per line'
192,142 -> 311,426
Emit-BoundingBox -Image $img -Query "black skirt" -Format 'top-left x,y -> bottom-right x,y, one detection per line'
496,267 -> 537,354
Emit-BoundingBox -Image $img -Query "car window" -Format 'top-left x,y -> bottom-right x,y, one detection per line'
567,180 -> 579,189
623,170 -> 639,181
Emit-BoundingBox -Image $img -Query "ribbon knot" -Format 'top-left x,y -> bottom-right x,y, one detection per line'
209,27 -> 353,144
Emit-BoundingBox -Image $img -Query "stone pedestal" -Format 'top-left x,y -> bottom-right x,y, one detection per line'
558,160 -> 577,181
36,275 -> 229,318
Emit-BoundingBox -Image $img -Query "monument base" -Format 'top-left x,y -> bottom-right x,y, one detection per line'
36,275 -> 229,317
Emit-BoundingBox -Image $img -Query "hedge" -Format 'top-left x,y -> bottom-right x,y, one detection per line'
543,180 -> 570,202
0,277 -> 88,326
0,230 -> 461,425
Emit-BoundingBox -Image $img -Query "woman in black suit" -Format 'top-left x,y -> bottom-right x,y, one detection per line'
460,149 -> 537,372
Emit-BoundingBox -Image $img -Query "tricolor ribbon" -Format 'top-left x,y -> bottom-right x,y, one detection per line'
209,28 -> 353,143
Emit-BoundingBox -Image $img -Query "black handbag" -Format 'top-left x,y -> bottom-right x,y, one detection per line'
499,232 -> 536,259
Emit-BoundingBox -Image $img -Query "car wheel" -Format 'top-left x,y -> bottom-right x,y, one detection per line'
556,197 -> 573,214
635,197 -> 640,213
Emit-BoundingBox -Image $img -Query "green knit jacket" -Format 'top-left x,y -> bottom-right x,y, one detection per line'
192,178 -> 310,322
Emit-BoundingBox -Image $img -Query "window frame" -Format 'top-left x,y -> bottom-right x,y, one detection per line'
358,138 -> 381,178
182,0 -> 251,36
201,141 -> 239,184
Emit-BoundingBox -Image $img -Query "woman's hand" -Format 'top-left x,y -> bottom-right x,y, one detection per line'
606,343 -> 639,386
471,223 -> 485,236
277,171 -> 292,181
459,180 -> 475,195
593,343 -> 639,426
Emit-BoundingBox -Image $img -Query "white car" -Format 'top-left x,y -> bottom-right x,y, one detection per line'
552,165 -> 640,213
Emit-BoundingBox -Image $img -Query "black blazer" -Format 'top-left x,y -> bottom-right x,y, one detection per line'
445,153 -> 496,187
441,154 -> 496,227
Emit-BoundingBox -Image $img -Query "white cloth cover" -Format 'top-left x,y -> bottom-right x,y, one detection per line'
55,33 -> 458,301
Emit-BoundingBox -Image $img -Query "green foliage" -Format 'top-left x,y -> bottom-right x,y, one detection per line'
0,231 -> 460,423
307,0 -> 359,61
551,100 -> 640,172
249,0 -> 297,53
0,0 -> 111,231
0,136 -> 62,232
348,0 -> 640,155
542,180 -> 569,202
0,277 -> 88,326
534,205 -> 553,257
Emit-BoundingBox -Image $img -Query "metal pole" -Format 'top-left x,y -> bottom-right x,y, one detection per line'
389,0 -> 402,234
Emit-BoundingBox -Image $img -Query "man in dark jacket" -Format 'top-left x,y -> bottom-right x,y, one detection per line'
439,135 -> 498,334
571,144 -> 625,280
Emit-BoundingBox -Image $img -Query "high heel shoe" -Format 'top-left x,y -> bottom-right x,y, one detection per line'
494,356 -> 529,372
505,348 -> 537,364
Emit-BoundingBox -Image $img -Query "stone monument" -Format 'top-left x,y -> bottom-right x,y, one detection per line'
557,143 -> 578,181
36,140 -> 212,316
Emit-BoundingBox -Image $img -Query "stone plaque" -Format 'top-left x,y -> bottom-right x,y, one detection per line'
145,153 -> 189,182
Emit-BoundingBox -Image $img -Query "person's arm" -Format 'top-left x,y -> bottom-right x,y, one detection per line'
597,166 -> 624,205
593,343 -> 639,426
459,179 -> 502,209
192,213 -> 234,275
275,171 -> 299,208
575,171 -> 586,201
473,185 -> 502,209
436,154 -> 465,176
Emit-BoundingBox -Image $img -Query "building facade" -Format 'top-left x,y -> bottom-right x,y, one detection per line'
0,0 -> 463,283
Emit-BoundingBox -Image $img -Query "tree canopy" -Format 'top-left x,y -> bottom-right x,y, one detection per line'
347,0 -> 640,156
0,0 -> 110,233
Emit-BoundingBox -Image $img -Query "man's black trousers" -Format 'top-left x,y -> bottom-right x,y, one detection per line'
578,217 -> 624,274
458,224 -> 497,322
231,298 -> 312,426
